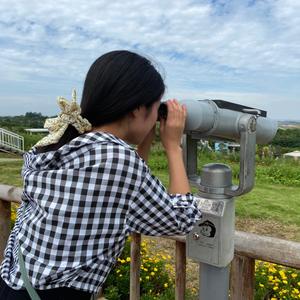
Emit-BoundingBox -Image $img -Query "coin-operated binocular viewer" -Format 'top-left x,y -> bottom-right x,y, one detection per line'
176,99 -> 277,300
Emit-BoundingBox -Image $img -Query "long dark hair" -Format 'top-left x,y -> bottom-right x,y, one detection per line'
37,50 -> 165,153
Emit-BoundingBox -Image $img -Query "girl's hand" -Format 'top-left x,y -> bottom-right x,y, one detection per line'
159,99 -> 187,153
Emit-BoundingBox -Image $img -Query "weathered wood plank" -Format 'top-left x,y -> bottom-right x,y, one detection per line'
0,199 -> 11,263
163,231 -> 300,269
230,255 -> 255,300
130,233 -> 141,300
234,231 -> 300,269
175,241 -> 186,300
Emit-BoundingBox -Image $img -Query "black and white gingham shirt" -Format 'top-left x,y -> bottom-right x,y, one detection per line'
0,132 -> 201,294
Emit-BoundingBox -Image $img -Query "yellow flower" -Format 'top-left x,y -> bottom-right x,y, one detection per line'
282,280 -> 288,284
271,298 -> 277,300
119,274 -> 122,277
146,276 -> 150,280
273,286 -> 278,291
126,257 -> 131,262
164,283 -> 168,288
268,275 -> 274,281
153,268 -> 158,272
293,288 -> 299,294
291,273 -> 297,278
279,270 -> 287,279
298,282 -> 300,286
259,283 -> 264,288
151,272 -> 155,276
116,270 -> 120,274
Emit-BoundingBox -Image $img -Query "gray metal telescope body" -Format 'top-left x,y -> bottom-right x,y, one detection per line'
181,99 -> 278,299
181,99 -> 278,145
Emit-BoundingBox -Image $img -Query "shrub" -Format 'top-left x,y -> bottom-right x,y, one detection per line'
103,238 -> 174,300
255,261 -> 300,299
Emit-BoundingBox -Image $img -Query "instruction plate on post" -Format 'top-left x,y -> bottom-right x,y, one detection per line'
195,197 -> 225,216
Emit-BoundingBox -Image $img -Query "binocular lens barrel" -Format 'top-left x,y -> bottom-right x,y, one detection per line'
157,100 -> 278,144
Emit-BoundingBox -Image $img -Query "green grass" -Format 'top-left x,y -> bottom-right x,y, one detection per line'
150,172 -> 300,227
147,147 -> 300,239
236,183 -> 300,227
0,160 -> 23,186
151,171 -> 300,227
0,152 -> 22,159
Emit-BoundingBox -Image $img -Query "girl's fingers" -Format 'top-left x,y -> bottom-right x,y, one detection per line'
168,99 -> 181,119
164,99 -> 186,128
173,99 -> 185,124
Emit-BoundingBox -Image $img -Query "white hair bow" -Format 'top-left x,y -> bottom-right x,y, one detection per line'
34,89 -> 92,148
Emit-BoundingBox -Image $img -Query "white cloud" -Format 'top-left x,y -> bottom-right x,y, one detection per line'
0,0 -> 299,119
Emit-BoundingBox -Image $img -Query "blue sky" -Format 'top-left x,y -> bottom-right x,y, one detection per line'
0,0 -> 299,120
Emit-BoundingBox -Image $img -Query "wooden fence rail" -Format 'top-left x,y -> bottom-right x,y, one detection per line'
1,184 -> 300,300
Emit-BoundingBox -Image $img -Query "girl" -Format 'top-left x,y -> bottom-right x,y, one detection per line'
0,50 -> 201,300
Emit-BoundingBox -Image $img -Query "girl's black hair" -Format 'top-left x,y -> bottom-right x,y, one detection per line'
37,50 -> 165,153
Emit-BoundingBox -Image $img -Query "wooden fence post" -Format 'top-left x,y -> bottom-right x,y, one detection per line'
175,241 -> 186,300
130,233 -> 141,300
230,254 -> 255,300
0,199 -> 11,263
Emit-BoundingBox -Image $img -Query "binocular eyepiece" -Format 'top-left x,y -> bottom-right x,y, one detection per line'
157,102 -> 168,120
157,99 -> 278,145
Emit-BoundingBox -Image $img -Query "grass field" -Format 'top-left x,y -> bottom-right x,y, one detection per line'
0,150 -> 299,242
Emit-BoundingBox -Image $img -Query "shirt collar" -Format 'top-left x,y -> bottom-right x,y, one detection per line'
72,131 -> 135,151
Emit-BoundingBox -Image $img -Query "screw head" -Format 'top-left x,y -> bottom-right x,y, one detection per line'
192,233 -> 200,240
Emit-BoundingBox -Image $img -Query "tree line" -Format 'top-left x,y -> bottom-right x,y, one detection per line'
0,112 -> 47,131
0,113 -> 299,152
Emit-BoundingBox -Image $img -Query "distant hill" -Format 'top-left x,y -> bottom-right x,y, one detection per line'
278,120 -> 300,129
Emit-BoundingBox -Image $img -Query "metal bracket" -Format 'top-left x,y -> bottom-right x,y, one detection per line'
184,113 -> 258,197
225,114 -> 257,196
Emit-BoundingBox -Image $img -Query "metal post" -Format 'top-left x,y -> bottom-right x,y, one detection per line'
197,164 -> 233,300
186,162 -> 234,300
200,263 -> 230,300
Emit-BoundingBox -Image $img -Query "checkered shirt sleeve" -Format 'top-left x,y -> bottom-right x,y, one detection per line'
127,163 -> 201,235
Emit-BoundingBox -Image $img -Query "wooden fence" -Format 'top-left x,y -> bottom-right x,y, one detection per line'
1,183 -> 300,299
